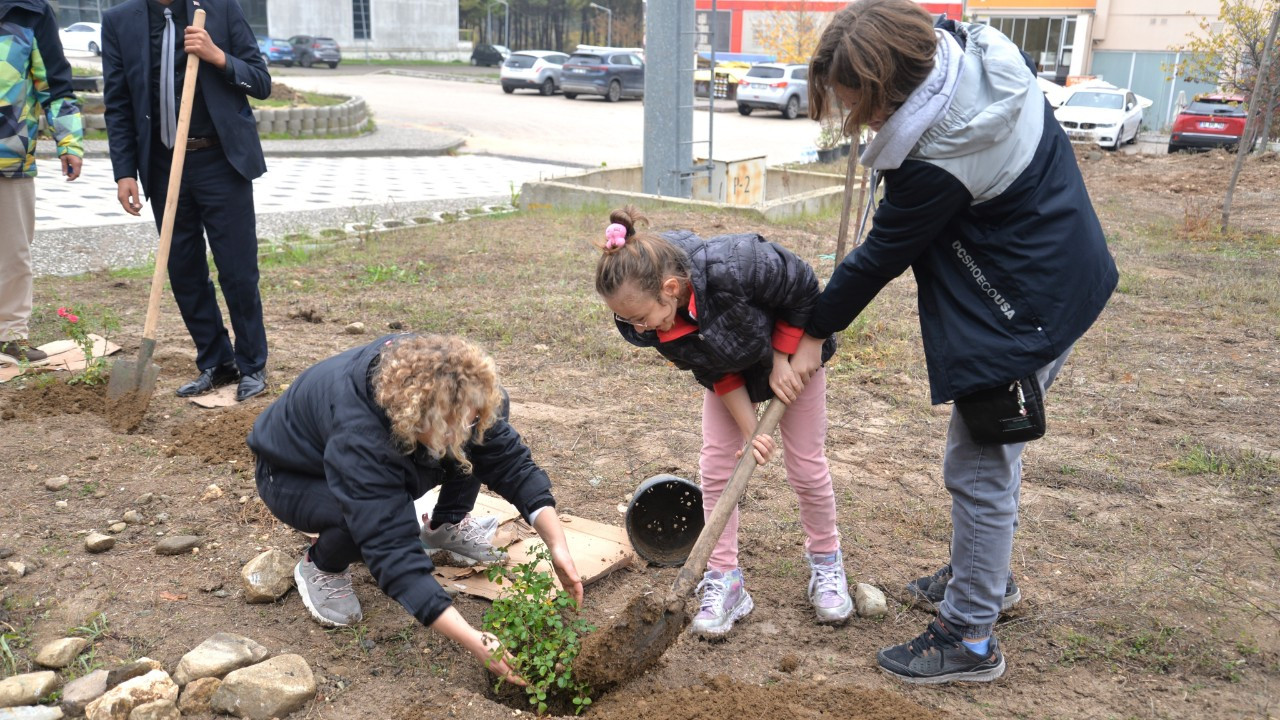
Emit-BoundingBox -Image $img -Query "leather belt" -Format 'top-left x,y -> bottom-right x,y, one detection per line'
186,137 -> 220,151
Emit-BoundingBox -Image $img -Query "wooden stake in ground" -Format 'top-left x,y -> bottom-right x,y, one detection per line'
1223,6 -> 1280,232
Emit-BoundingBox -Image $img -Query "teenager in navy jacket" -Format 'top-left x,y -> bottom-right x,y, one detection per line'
792,0 -> 1117,684
248,334 -> 583,684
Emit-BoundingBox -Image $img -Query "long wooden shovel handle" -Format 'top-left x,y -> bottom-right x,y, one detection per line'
671,399 -> 788,598
141,8 -> 207,343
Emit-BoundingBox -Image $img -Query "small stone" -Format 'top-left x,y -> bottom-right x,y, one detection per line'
0,671 -> 59,707
0,706 -> 65,719
210,655 -> 316,720
6,561 -> 27,577
387,321 -> 403,330
174,633 -> 270,686
154,536 -> 200,556
154,513 -> 168,524
177,678 -> 220,715
212,590 -> 229,599
199,484 -> 223,502
121,510 -> 143,525
54,501 -> 68,510
44,475 -> 70,491
135,493 -> 153,506
854,582 -> 888,618
60,669 -> 108,716
108,523 -> 127,534
35,637 -> 91,669
240,549 -> 294,604
85,669 -> 177,720
125,698 -> 178,720
85,533 -> 116,554
343,322 -> 365,335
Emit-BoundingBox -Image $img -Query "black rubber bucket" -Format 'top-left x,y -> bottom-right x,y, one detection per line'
625,474 -> 704,567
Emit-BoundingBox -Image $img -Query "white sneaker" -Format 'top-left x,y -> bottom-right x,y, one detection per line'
690,569 -> 753,637
420,514 -> 508,565
807,550 -> 854,624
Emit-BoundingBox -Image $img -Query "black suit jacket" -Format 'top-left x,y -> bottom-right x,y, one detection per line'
102,0 -> 270,195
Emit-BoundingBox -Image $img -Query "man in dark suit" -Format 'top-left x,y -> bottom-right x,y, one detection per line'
102,0 -> 270,401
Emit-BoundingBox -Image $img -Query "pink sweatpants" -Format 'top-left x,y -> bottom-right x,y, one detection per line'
699,368 -> 839,571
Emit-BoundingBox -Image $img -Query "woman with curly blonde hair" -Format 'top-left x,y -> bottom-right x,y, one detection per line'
248,333 -> 582,685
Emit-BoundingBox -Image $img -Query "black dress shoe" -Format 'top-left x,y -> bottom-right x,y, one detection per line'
236,370 -> 267,402
176,363 -> 240,398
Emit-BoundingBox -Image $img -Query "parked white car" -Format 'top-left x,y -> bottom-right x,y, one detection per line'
500,50 -> 570,96
736,63 -> 809,119
1054,85 -> 1150,150
59,22 -> 102,56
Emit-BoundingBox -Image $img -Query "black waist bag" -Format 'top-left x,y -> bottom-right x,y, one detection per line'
954,375 -> 1045,445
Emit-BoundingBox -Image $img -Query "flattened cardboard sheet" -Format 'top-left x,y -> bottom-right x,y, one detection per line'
0,334 -> 121,382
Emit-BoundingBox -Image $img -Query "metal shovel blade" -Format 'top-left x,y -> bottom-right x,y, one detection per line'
106,339 -> 159,432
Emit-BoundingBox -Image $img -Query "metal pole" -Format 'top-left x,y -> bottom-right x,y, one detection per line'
590,4 -> 613,47
643,0 -> 694,197
505,2 -> 510,47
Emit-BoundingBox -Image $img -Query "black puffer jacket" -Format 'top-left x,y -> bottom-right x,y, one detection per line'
247,335 -> 555,628
617,231 -> 837,403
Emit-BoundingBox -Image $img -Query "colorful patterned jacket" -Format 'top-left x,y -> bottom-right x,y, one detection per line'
1,0 -> 84,179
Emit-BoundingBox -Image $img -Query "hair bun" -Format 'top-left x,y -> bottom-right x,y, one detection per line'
609,205 -> 648,238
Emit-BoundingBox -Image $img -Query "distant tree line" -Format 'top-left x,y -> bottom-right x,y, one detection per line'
461,0 -> 645,51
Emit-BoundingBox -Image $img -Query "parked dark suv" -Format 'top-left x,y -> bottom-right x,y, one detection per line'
289,35 -> 342,69
560,48 -> 644,102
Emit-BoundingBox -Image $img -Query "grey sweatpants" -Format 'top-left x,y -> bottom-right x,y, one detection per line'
938,347 -> 1072,639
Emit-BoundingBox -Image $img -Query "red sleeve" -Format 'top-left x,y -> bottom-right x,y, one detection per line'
772,320 -> 805,355
712,372 -> 746,395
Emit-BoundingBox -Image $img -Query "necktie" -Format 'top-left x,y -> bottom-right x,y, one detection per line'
160,7 -> 177,149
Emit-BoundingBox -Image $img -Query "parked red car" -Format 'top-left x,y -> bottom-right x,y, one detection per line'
1168,94 -> 1247,153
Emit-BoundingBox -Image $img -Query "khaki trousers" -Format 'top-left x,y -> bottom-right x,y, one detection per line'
0,177 -> 36,341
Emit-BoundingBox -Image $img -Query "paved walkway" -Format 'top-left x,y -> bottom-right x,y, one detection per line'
30,154 -> 576,276
69,124 -> 465,159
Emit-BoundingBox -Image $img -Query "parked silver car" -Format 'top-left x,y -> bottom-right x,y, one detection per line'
737,63 -> 809,119
501,51 -> 570,96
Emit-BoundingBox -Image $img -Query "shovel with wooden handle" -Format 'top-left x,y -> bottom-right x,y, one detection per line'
107,8 -> 208,432
574,400 -> 788,688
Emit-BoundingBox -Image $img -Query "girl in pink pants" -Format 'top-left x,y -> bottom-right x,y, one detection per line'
593,205 -> 850,637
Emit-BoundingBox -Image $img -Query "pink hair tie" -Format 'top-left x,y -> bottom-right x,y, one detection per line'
605,223 -> 628,249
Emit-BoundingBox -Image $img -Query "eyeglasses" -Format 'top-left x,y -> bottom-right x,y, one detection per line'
613,313 -> 653,329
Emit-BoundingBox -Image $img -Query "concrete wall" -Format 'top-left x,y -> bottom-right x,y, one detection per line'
269,0 -> 458,56
1093,0 -> 1218,52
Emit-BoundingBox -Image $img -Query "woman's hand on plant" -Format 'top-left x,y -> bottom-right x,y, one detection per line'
549,543 -> 584,609
769,352 -> 803,404
476,631 -> 527,687
735,433 -> 776,465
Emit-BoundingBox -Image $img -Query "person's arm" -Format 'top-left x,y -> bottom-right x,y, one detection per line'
31,6 -> 83,179
429,606 -> 527,686
531,507 -> 584,608
718,386 -> 775,464
182,1 -> 270,98
100,12 -> 142,214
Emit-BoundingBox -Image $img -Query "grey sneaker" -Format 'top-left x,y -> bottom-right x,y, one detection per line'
294,556 -> 363,627
690,568 -> 753,637
877,617 -> 1006,684
0,339 -> 48,366
420,514 -> 508,565
906,563 -> 1021,611
807,550 -> 854,624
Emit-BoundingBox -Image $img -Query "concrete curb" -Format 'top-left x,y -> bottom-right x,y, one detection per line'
67,137 -> 466,160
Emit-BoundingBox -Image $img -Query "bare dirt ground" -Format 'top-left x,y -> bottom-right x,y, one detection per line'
2,149 -> 1278,720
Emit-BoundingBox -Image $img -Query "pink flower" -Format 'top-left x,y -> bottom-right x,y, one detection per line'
57,307 -> 68,318
67,314 -> 79,323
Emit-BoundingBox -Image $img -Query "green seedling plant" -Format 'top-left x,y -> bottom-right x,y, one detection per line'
482,544 -> 594,716
56,305 -> 119,385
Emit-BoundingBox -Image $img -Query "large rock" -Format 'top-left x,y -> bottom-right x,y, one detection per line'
124,700 -> 176,720
83,670 -> 177,720
0,672 -> 58,708
240,550 -> 294,604
35,638 -> 90,669
176,678 -> 219,715
173,634 -> 269,686
60,669 -> 107,716
104,660 -> 162,690
0,706 -> 64,720
209,655 -> 315,720
84,534 -> 115,554
854,582 -> 888,618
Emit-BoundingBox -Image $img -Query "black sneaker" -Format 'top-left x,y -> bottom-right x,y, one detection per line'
905,563 -> 1021,611
878,617 -> 1006,684
0,339 -> 49,366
